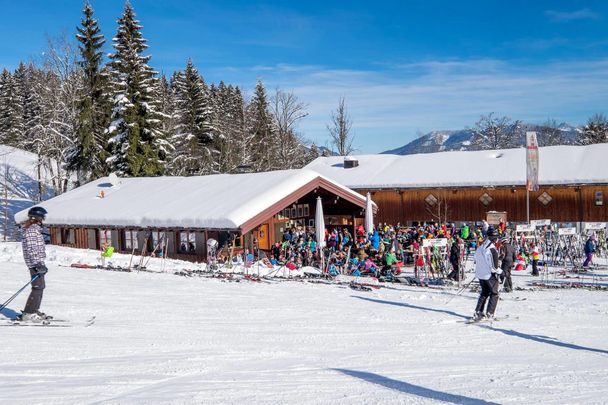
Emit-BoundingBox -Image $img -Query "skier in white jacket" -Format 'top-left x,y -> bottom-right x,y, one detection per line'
473,227 -> 502,321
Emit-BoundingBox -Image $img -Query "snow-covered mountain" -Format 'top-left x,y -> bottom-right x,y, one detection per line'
382,123 -> 580,155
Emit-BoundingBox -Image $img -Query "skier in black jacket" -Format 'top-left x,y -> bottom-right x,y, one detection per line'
499,236 -> 517,293
447,235 -> 461,281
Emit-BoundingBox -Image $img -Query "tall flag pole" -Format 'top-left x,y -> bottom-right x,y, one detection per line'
526,131 -> 540,223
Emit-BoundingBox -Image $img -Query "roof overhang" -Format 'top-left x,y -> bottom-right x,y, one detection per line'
239,176 -> 376,234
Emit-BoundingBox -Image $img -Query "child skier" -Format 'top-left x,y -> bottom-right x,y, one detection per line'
19,206 -> 50,323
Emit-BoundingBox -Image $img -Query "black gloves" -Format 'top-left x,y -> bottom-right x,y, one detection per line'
34,264 -> 48,275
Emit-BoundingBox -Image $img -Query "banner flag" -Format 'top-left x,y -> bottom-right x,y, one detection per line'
526,131 -> 539,192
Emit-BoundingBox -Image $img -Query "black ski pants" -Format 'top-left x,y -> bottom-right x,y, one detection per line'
531,259 -> 539,276
501,263 -> 513,292
448,261 -> 460,281
475,276 -> 499,316
23,268 -> 45,314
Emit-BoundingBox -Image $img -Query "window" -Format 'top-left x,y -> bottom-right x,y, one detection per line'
124,230 -> 138,250
538,192 -> 552,206
179,231 -> 196,254
61,228 -> 74,245
303,204 -> 310,217
150,231 -> 166,253
479,193 -> 493,206
100,229 -> 112,246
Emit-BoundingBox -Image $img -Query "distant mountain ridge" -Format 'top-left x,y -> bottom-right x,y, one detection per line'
382,123 -> 580,155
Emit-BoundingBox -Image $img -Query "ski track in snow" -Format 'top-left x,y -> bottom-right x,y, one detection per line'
0,243 -> 607,404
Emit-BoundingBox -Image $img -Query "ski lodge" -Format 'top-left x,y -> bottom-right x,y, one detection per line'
305,144 -> 608,225
14,169 -> 377,262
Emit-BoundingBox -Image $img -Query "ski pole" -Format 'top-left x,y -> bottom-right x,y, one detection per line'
0,274 -> 39,313
445,275 -> 477,305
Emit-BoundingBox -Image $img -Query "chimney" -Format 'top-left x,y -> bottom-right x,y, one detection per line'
343,156 -> 359,169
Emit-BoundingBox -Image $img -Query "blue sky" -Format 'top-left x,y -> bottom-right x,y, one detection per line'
1,1 -> 607,153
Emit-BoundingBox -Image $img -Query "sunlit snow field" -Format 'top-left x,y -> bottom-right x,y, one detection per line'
0,243 -> 607,404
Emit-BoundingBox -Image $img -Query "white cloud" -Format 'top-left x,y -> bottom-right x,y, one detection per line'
545,8 -> 600,22
210,59 -> 608,153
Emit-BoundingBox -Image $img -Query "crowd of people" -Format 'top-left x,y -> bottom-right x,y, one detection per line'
11,204 -> 605,325
265,219 -> 540,284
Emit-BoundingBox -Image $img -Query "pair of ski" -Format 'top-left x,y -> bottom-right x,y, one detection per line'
0,316 -> 96,328
463,314 -> 516,325
349,283 -> 373,292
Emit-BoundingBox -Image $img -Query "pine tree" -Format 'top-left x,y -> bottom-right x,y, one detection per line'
9,63 -> 28,149
106,2 -> 164,176
247,79 -> 275,171
308,143 -> 320,161
67,1 -> 109,184
170,59 -> 216,175
213,81 -> 231,172
228,86 -> 250,172
201,81 -> 218,174
156,74 -> 177,161
0,69 -> 22,146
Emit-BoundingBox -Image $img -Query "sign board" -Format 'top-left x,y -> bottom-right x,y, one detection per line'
558,228 -> 577,236
422,238 -> 448,248
486,211 -> 507,225
516,224 -> 535,233
584,222 -> 607,231
530,219 -> 551,227
526,132 -> 539,192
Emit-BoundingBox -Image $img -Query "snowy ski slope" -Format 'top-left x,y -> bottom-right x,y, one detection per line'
0,243 -> 607,404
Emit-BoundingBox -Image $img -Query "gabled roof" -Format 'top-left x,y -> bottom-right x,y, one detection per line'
305,144 -> 608,189
15,169 -> 372,232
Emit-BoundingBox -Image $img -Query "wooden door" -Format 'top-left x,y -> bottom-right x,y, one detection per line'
257,223 -> 270,250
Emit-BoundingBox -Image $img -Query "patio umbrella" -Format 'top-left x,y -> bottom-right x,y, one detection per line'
365,192 -> 374,235
315,197 -> 326,272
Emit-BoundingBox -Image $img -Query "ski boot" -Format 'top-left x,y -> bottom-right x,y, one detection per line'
471,312 -> 486,322
17,312 -> 50,324
36,311 -> 53,320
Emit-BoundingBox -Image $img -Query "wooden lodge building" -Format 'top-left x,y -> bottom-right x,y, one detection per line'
15,170 -> 376,262
305,144 -> 608,225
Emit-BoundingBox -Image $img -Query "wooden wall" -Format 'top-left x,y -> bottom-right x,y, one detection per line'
357,184 -> 608,224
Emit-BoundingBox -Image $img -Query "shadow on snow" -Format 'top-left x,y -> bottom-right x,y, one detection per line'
333,368 -> 499,405
477,324 -> 608,355
353,296 -> 608,356
352,295 -> 470,320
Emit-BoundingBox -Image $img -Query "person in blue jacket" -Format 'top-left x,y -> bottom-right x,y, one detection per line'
583,235 -> 596,268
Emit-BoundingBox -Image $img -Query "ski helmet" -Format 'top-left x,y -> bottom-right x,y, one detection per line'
27,206 -> 48,221
487,226 -> 499,241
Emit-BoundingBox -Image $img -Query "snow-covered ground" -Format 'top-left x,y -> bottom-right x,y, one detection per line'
1,243 -> 607,404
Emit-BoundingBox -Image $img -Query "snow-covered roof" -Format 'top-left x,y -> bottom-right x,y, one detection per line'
305,144 -> 608,189
14,169 -> 369,231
